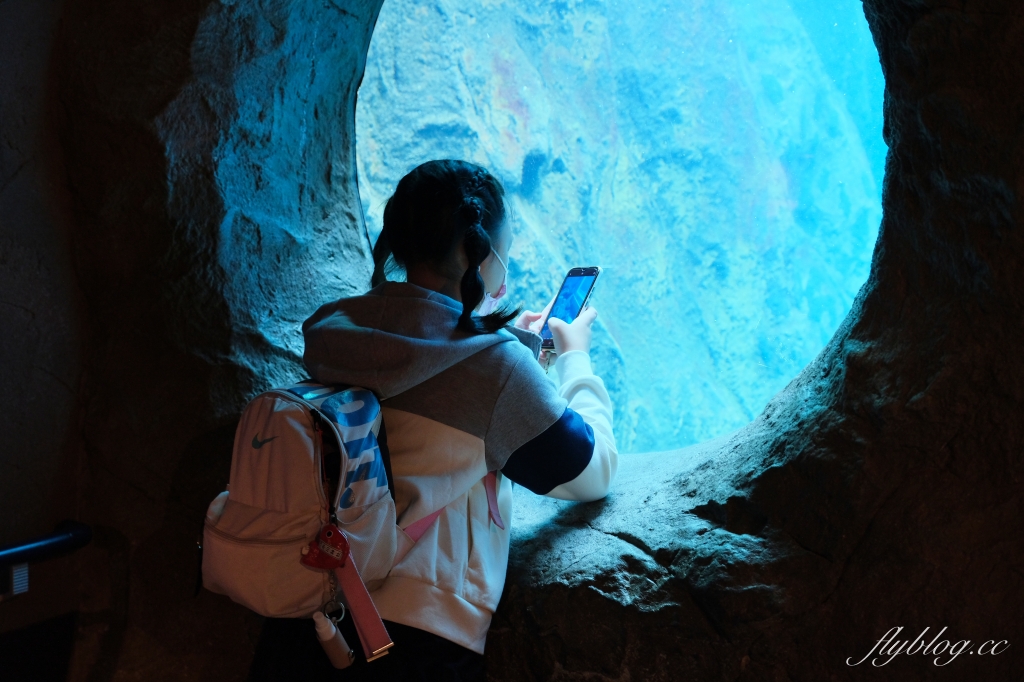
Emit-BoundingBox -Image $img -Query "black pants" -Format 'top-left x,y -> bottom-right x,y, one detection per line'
248,614 -> 485,682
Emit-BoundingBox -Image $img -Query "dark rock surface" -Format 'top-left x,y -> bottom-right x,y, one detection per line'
40,0 -> 384,677
0,0 -> 82,558
0,0 -> 85,637
0,0 -> 1020,679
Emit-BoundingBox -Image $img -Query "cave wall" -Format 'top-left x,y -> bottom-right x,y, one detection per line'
0,0 -> 1020,680
0,0 -> 85,636
0,0 -> 73,550
490,1 -> 1024,680
12,0 -> 384,677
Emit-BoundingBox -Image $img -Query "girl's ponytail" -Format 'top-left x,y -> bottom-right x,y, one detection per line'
373,159 -> 518,334
456,197 -> 519,334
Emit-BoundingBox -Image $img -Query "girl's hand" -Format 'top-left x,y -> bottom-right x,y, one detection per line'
514,296 -> 557,367
515,296 -> 556,334
514,310 -> 544,332
547,307 -> 597,355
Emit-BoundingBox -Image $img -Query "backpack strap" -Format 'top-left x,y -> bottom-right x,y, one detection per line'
376,415 -> 396,502
333,562 -> 394,661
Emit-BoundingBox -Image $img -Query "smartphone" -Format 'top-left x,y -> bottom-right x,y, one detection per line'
540,266 -> 601,350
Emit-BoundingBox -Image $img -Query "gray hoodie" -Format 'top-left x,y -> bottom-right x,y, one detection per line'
300,281 -> 616,654
302,281 -> 566,470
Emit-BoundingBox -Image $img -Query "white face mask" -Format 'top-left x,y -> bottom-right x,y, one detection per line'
477,247 -> 509,316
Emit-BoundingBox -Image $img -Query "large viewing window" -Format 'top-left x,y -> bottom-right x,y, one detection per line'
356,0 -> 885,453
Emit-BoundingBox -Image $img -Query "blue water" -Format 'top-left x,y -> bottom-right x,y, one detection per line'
356,0 -> 885,453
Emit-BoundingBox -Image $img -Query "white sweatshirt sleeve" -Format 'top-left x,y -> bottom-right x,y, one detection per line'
543,350 -> 618,501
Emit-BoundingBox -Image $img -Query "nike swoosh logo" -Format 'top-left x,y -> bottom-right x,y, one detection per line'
252,433 -> 278,449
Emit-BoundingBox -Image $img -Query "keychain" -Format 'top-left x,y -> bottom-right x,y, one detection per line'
541,349 -> 556,374
310,560 -> 355,668
323,600 -> 345,624
322,571 -> 346,625
301,522 -> 394,661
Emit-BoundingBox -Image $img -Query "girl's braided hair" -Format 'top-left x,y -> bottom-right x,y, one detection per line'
371,160 -> 519,334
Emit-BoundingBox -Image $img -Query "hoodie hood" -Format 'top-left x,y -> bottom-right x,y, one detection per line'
302,282 -> 539,399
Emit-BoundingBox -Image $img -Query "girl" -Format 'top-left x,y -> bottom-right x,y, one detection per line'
251,159 -> 616,681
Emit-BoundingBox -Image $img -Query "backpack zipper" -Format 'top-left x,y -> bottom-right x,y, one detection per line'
311,409 -> 333,519
265,388 -> 343,524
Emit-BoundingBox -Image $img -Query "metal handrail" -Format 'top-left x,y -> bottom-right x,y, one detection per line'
0,521 -> 92,567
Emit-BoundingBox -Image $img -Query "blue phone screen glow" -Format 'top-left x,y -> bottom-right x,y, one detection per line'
541,275 -> 596,341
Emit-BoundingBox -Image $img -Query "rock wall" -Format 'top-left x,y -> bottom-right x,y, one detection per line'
0,0 -> 84,635
0,0 -> 1019,679
489,0 -> 1024,679
40,0 -> 384,677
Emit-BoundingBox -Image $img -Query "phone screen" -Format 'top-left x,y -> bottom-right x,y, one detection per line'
540,270 -> 599,345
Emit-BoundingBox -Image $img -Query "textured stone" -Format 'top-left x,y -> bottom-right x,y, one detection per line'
0,0 -> 86,638
356,0 -> 886,453
0,0 -> 1021,679
44,0 -> 384,677
0,0 -> 82,550
487,0 -> 1024,679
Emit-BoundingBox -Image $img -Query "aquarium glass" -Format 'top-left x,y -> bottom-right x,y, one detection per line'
356,0 -> 886,452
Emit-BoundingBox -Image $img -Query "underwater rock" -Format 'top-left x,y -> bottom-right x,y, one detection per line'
357,0 -> 886,453
486,0 -> 1024,678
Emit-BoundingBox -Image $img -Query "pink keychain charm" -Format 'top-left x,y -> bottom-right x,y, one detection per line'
301,524 -> 395,662
301,523 -> 350,570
